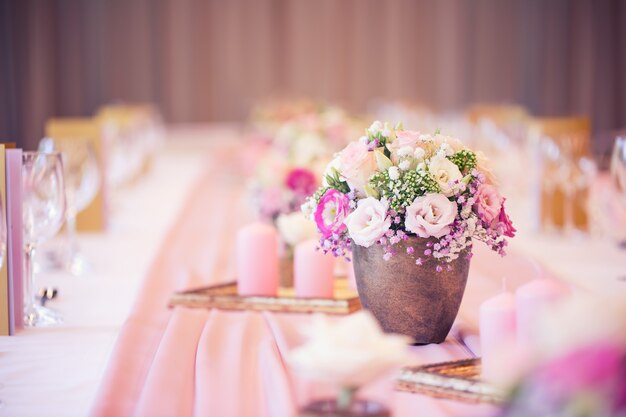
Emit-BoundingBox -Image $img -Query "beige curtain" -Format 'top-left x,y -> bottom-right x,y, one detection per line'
1,0 -> 624,151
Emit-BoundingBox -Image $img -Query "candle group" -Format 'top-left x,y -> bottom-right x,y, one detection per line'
236,222 -> 279,296
479,277 -> 569,382
294,239 -> 335,298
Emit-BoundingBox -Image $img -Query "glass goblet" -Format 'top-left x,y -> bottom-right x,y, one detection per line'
23,152 -> 66,327
56,140 -> 100,275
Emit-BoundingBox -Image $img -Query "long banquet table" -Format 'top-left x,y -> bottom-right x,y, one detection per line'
1,125 -> 624,417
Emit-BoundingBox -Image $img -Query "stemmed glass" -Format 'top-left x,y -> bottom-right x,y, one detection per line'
610,137 -> 626,248
53,140 -> 100,275
23,152 -> 66,326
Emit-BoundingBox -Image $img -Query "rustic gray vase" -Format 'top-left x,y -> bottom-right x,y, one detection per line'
352,237 -> 470,344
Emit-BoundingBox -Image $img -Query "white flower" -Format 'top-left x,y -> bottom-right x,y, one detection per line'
405,193 -> 458,238
291,132 -> 329,166
344,197 -> 391,247
413,147 -> 426,160
397,146 -> 414,158
368,120 -> 383,135
381,127 -> 391,137
301,199 -> 316,220
358,135 -> 368,144
428,155 -> 463,196
287,311 -> 411,387
419,134 -> 432,142
439,143 -> 454,156
398,160 -> 411,171
416,162 -> 426,172
388,166 -> 400,180
276,212 -> 317,246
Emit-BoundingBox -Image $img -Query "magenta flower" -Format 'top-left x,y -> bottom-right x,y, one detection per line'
496,200 -> 516,238
285,168 -> 317,196
536,341 -> 625,403
314,189 -> 350,238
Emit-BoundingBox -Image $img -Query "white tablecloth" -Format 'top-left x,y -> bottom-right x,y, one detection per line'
0,125 -> 236,417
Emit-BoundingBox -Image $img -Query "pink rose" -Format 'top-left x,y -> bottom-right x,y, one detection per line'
314,189 -> 350,238
338,142 -> 377,195
387,130 -> 421,160
473,184 -> 503,224
394,130 -> 421,148
285,168 -> 317,196
405,193 -> 458,238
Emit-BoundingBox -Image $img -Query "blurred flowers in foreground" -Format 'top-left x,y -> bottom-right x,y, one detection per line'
502,294 -> 626,417
287,311 -> 410,409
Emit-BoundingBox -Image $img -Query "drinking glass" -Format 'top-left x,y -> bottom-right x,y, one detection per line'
610,137 -> 626,247
55,140 -> 100,275
23,152 -> 66,326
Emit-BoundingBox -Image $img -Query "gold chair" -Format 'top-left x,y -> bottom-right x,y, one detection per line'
45,118 -> 108,232
528,117 -> 592,232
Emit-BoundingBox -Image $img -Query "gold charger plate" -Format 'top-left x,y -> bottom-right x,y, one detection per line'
396,358 -> 505,404
169,278 -> 361,315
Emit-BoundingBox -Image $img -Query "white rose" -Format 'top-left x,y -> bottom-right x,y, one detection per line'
405,193 -> 458,238
276,212 -> 317,246
344,197 -> 391,247
428,155 -> 463,196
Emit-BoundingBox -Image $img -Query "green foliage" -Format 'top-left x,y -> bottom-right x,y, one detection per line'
369,169 -> 441,213
448,150 -> 477,174
324,168 -> 350,194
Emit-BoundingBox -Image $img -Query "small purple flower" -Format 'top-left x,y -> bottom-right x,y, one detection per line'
383,252 -> 392,261
415,258 -> 423,265
424,249 -> 432,256
406,246 -> 414,255
436,265 -> 443,272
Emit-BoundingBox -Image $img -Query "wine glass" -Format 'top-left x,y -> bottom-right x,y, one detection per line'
49,139 -> 100,275
23,152 -> 66,326
610,136 -> 626,247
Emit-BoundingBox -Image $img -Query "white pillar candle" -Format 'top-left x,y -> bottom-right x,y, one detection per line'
236,222 -> 279,296
294,239 -> 335,298
479,291 -> 516,382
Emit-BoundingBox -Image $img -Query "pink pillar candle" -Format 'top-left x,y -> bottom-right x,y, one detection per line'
294,239 -> 335,298
480,291 -> 516,382
236,222 -> 279,296
516,278 -> 569,346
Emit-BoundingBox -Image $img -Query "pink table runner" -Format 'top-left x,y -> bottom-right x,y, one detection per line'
90,144 -> 542,417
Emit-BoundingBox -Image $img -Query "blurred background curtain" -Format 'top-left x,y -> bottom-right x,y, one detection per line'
1,0 -> 624,151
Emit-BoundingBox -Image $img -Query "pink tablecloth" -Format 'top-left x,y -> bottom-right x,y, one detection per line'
90,145 -> 542,417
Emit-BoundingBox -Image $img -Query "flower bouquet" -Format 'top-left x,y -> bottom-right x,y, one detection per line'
303,121 -> 516,343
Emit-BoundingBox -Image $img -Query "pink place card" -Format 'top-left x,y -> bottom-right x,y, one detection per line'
6,149 -> 23,333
